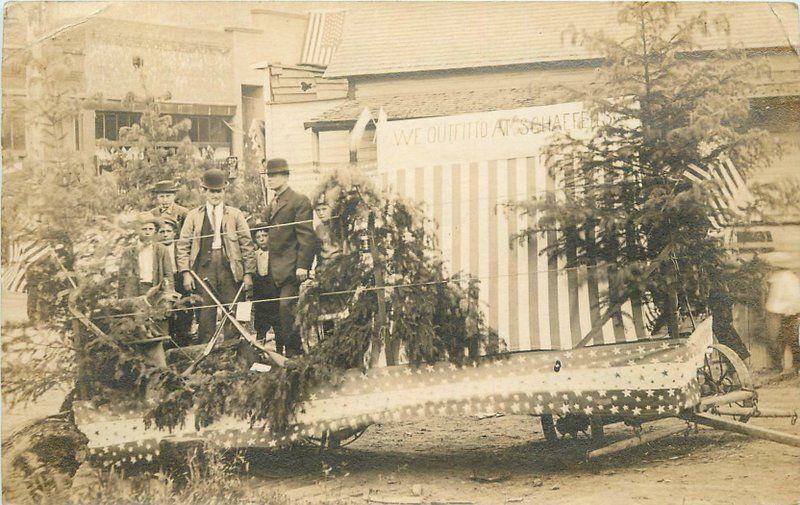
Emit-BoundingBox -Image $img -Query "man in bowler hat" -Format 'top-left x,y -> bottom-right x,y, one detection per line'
264,158 -> 317,356
176,169 -> 256,343
150,180 -> 189,229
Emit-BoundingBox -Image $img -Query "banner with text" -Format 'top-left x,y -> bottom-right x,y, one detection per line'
376,102 -> 594,169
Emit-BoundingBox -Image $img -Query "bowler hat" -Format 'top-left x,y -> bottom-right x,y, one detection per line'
266,158 -> 290,176
151,180 -> 179,193
201,168 -> 227,190
159,215 -> 179,231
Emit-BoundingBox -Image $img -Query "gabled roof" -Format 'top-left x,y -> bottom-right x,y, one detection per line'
324,2 -> 799,78
306,87 -> 544,130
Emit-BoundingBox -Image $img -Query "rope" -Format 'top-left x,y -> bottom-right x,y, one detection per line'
84,255 -> 694,322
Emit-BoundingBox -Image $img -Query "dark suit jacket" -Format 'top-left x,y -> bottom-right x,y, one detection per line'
118,242 -> 174,298
266,187 -> 318,287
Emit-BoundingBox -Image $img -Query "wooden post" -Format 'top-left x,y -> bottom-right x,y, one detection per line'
311,129 -> 321,170
699,390 -> 757,411
588,422 -> 689,459
689,413 -> 800,448
368,212 -> 390,367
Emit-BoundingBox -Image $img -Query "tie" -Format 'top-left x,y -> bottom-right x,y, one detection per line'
269,197 -> 278,221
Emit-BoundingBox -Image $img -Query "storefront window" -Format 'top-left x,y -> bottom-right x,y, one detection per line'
95,111 -> 230,145
1,112 -> 26,151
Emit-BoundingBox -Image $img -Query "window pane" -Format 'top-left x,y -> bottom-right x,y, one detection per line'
1,113 -> 12,149
104,112 -> 117,141
198,117 -> 210,142
74,117 -> 80,151
95,112 -> 105,139
189,117 -> 198,142
10,114 -> 24,149
209,117 -> 229,143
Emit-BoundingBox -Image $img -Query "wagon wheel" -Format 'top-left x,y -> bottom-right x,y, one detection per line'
699,343 -> 756,422
1,412 -> 88,504
304,425 -> 370,450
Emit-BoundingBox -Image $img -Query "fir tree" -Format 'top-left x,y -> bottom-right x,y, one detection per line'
514,3 -> 780,338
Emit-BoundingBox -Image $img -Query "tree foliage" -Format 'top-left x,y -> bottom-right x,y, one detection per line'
512,2 -> 781,334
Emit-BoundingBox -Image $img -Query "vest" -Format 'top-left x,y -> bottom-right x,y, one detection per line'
195,209 -> 215,269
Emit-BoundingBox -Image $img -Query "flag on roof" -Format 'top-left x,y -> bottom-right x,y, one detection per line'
300,10 -> 346,68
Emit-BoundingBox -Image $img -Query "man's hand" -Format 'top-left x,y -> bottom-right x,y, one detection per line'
296,268 -> 309,282
183,272 -> 195,292
243,273 -> 254,298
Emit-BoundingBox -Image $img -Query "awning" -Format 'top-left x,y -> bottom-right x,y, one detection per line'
305,87 -> 544,131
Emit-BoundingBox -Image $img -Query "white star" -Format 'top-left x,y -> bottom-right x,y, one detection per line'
657,405 -> 666,414
645,390 -> 655,397
632,407 -> 642,415
649,357 -> 659,364
622,405 -> 629,411
404,368 -> 413,375
533,404 -> 544,414
560,404 -> 571,414
623,390 -> 632,397
547,402 -> 555,411
612,347 -> 622,355
610,405 -> 619,414
586,395 -> 593,402
611,395 -> 618,401
598,390 -> 607,397
627,360 -> 636,366
449,363 -> 458,370
562,394 -> 570,401
583,406 -> 593,415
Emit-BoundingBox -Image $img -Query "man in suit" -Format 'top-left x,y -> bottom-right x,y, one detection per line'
150,180 -> 189,229
176,169 -> 256,343
264,158 -> 317,356
118,213 -> 176,300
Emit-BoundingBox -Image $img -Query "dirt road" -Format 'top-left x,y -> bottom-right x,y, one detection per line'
250,377 -> 800,505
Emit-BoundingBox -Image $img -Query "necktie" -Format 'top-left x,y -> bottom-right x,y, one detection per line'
268,197 -> 277,220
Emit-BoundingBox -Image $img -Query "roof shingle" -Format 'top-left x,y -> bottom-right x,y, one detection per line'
324,2 -> 800,78
306,87 -> 547,129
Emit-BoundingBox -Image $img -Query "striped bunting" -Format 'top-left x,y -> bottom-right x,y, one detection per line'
376,157 -> 650,352
1,240 -> 53,293
300,11 -> 345,68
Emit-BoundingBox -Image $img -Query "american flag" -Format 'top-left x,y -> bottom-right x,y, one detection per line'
685,156 -> 754,230
300,10 -> 345,68
376,157 -> 651,352
1,239 -> 54,293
